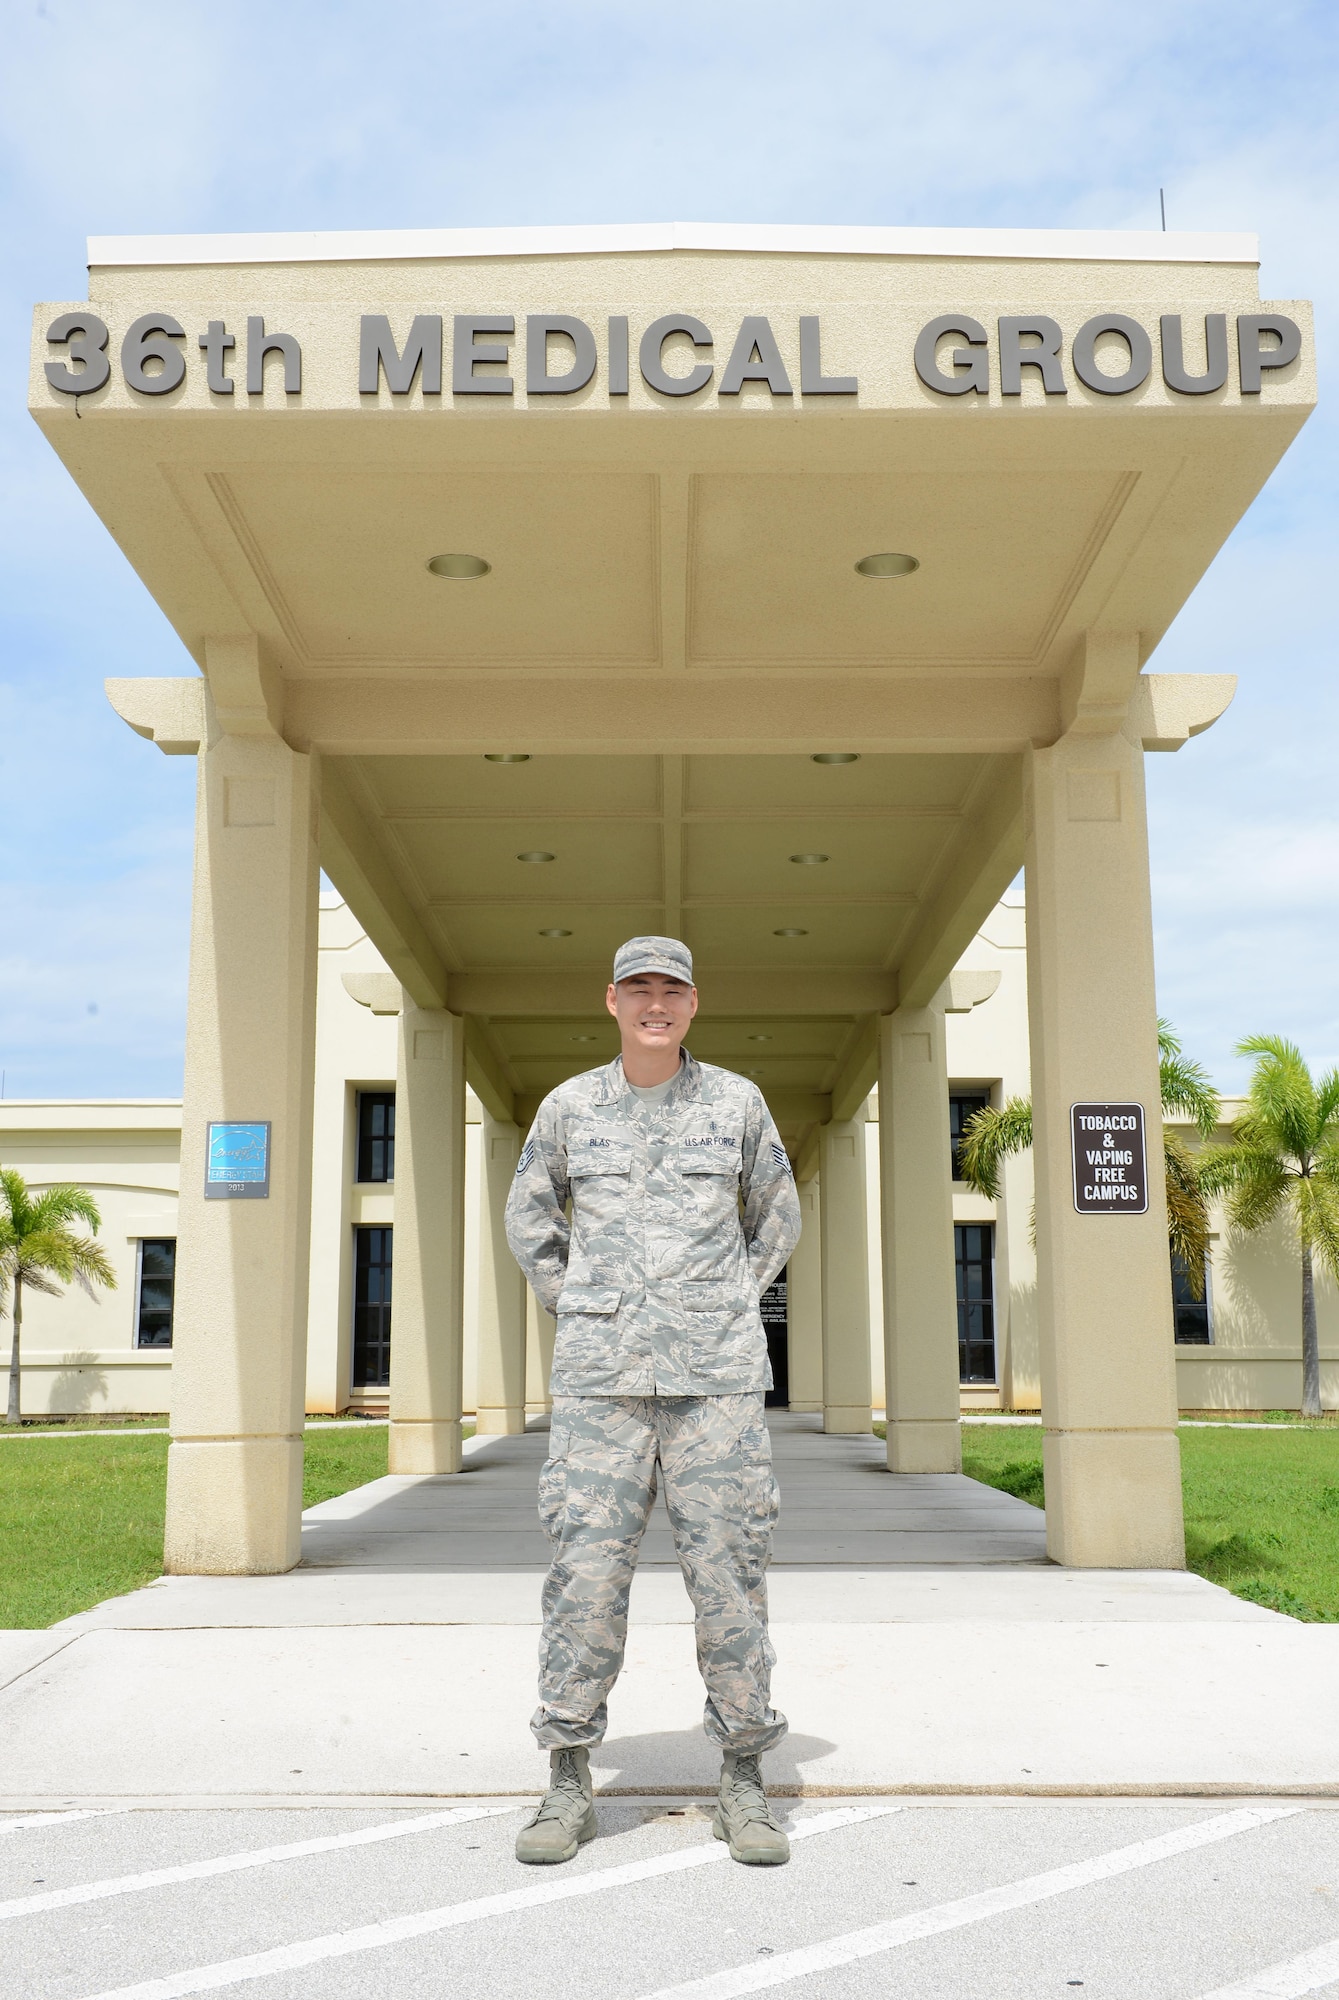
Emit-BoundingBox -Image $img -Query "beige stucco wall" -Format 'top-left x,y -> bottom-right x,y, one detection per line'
4,890 -> 1334,1417
0,1102 -> 180,1414
1173,1113 -> 1339,1412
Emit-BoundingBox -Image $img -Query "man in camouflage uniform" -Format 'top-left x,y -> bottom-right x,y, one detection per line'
505,935 -> 801,1867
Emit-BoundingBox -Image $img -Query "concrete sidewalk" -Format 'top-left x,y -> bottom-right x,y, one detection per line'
1,1415 -> 1336,1807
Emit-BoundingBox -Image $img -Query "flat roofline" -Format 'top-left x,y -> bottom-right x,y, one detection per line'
87,221 -> 1260,270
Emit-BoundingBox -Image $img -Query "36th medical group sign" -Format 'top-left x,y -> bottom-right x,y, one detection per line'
1071,1103 -> 1148,1214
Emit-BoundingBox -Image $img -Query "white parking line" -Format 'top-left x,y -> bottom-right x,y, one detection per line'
0,1805 -> 516,1922
1194,1936 -> 1339,1998
634,1806 -> 1302,1999
74,1805 -> 898,2000
0,1808 -> 127,1836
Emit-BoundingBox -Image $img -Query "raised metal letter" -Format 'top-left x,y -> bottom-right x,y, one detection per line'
1159,314 -> 1228,395
526,315 -> 597,395
453,316 -> 515,395
608,317 -> 629,396
639,315 -> 713,397
998,317 -> 1067,397
199,321 -> 235,395
799,316 -> 857,395
121,314 -> 187,396
246,317 -> 302,396
44,312 -> 110,395
719,316 -> 793,396
1237,314 -> 1301,394
914,315 -> 989,396
1071,315 -> 1152,396
359,315 -> 443,395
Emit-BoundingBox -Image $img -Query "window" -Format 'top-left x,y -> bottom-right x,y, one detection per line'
949,1093 -> 990,1182
353,1226 -> 393,1388
356,1090 -> 395,1183
955,1223 -> 996,1383
1171,1253 -> 1212,1344
135,1239 -> 176,1349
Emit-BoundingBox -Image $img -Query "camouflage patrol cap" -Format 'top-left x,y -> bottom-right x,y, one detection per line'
612,935 -> 694,985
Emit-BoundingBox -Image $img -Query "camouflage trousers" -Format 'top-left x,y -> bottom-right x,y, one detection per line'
532,1393 -> 787,1754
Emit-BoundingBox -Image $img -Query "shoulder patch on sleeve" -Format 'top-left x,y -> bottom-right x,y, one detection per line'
770,1141 -> 792,1175
517,1140 -> 535,1175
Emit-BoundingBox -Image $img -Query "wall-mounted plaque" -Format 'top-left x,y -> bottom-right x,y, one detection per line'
205,1120 -> 271,1200
1071,1103 -> 1147,1214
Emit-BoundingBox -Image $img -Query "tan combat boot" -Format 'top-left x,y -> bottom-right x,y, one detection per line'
713,1749 -> 790,1865
515,1746 -> 597,1864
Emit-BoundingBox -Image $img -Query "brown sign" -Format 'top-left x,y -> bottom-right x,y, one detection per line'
1071,1103 -> 1148,1214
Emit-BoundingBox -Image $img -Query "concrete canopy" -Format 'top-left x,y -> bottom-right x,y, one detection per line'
31,225 -> 1313,1165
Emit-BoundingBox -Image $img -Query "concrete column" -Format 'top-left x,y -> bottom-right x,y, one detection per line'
389,1000 -> 466,1473
878,1003 -> 963,1473
1026,723 -> 1184,1567
475,1114 -> 527,1433
819,1117 -> 872,1432
787,1177 -> 823,1413
164,729 -> 319,1575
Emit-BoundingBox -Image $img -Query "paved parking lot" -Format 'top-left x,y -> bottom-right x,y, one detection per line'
4,1796 -> 1339,2000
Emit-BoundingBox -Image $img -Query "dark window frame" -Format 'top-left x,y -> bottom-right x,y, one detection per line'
356,1089 -> 396,1184
1171,1251 -> 1213,1345
352,1224 -> 393,1389
949,1091 -> 992,1184
955,1221 -> 997,1384
134,1237 -> 176,1349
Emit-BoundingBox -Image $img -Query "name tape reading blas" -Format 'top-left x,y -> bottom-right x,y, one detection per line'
1070,1103 -> 1148,1215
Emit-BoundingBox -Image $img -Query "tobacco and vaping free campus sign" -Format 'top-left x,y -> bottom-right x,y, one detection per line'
1070,1104 -> 1148,1214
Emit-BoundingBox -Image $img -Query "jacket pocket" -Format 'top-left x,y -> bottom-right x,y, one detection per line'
567,1133 -> 634,1179
556,1282 -> 622,1316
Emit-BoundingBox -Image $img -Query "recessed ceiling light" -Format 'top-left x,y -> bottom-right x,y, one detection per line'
484,752 -> 529,762
747,1034 -> 773,1042
517,851 -> 555,863
773,928 -> 809,938
811,752 -> 859,764
538,928 -> 572,938
790,853 -> 829,865
427,552 -> 491,579
855,552 -> 919,579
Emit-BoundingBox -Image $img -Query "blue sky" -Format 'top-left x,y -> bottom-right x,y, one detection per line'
1,0 -> 1336,1100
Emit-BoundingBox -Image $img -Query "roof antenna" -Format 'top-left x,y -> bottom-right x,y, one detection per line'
1159,187 -> 1167,232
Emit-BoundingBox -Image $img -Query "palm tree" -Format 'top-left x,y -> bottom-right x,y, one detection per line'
0,1168 -> 117,1425
957,1023 -> 1220,1296
1197,1036 -> 1339,1418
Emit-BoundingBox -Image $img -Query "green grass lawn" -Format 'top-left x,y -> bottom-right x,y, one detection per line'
0,1424 -> 390,1629
948,1421 -> 1339,1621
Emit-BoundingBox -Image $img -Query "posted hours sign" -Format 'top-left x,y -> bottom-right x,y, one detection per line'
1070,1103 -> 1148,1214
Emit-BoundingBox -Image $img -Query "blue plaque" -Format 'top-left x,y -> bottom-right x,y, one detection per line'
205,1120 -> 271,1200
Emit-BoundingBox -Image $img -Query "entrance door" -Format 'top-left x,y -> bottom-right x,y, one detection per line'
761,1269 -> 789,1407
352,1225 -> 393,1388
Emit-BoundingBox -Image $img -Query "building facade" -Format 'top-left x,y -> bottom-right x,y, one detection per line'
24,220 -> 1316,1573
5,893 -> 1333,1424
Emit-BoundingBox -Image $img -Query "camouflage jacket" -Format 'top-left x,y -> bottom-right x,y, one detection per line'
504,1052 -> 802,1396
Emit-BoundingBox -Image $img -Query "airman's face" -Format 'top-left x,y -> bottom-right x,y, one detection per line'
605,972 -> 698,1058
